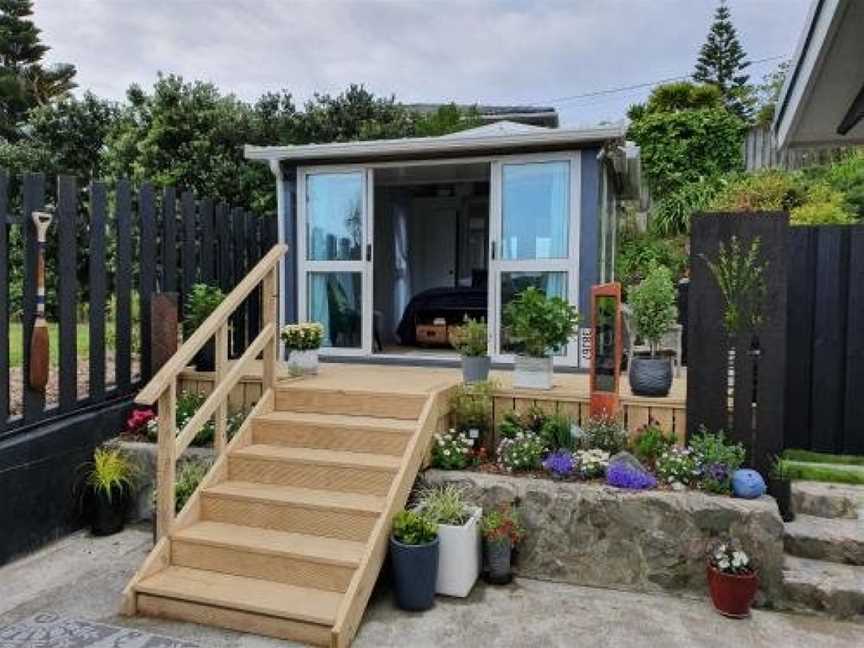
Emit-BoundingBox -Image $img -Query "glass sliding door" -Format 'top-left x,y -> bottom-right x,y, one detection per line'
489,156 -> 581,364
298,168 -> 373,355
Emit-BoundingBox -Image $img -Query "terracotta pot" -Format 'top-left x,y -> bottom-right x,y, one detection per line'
706,564 -> 758,618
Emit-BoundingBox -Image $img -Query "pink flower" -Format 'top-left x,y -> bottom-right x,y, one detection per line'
127,408 -> 155,432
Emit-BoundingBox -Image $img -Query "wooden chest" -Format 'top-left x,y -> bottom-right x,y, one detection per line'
416,324 -> 449,347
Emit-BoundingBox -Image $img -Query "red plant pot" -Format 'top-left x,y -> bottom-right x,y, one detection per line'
706,564 -> 758,618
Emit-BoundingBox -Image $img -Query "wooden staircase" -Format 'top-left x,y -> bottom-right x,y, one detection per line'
123,381 -> 451,647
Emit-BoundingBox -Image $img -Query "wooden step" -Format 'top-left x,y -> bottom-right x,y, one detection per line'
275,387 -> 427,420
172,521 -> 364,592
136,566 -> 340,645
229,444 -> 401,496
253,411 -> 415,456
201,481 -> 383,542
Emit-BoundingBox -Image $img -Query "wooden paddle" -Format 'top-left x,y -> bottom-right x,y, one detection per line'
29,210 -> 52,391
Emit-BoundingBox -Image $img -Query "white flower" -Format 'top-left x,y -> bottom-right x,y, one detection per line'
718,559 -> 730,571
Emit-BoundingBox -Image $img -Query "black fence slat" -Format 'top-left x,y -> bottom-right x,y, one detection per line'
232,207 -> 246,354
842,228 -> 864,454
139,184 -> 157,381
217,203 -> 232,295
181,190 -> 197,311
88,183 -> 107,402
57,177 -> 78,411
246,212 -> 260,337
199,198 -> 215,284
0,171 -> 8,430
162,186 -> 177,293
22,173 -> 46,421
115,180 -> 133,392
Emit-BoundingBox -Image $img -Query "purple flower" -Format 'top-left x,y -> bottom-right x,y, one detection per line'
543,450 -> 575,478
705,462 -> 729,482
606,462 -> 657,490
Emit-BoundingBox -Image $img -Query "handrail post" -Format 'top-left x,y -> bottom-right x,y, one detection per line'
156,381 -> 177,540
262,266 -> 278,391
214,323 -> 229,454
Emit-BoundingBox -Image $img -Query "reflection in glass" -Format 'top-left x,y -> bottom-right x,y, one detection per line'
308,272 -> 362,348
593,296 -> 617,392
307,173 -> 363,261
502,161 -> 569,260
500,271 -> 567,353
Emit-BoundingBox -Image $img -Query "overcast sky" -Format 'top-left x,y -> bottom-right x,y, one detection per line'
33,0 -> 811,127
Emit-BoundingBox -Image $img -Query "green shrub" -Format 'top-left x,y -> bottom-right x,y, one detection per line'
175,458 -> 213,512
392,510 -> 437,545
627,264 -> 678,356
430,429 -> 475,470
498,405 -> 547,439
651,178 -> 722,235
183,283 -> 225,337
616,229 -> 688,290
539,413 -> 576,451
583,415 -> 628,454
689,429 -> 745,494
504,287 -> 579,357
85,446 -> 139,502
417,485 -> 472,526
448,381 -> 494,432
496,432 -> 546,472
449,318 -> 487,356
630,422 -> 677,467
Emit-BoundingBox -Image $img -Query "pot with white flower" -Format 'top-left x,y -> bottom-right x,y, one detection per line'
281,322 -> 324,374
706,539 -> 758,618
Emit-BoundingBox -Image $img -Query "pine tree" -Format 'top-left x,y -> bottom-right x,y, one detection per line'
693,0 -> 752,119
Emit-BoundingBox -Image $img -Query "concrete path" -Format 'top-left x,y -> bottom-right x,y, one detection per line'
0,525 -> 860,647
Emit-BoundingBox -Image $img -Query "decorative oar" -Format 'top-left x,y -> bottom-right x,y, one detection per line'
29,210 -> 53,391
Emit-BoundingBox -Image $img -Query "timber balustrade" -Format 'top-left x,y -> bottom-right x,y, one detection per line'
135,244 -> 286,540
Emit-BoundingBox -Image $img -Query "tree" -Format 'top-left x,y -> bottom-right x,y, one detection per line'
753,60 -> 790,127
413,103 -> 483,137
693,1 -> 752,119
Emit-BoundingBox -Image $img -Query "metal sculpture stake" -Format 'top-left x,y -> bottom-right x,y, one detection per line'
29,210 -> 53,390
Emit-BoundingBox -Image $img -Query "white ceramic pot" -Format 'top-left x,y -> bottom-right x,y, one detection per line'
513,355 -> 553,390
435,506 -> 482,597
287,349 -> 319,374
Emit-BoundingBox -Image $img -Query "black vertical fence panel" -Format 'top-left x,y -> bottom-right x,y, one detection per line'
844,228 -> 864,454
88,183 -> 107,403
246,212 -> 260,338
162,187 -> 177,293
217,203 -> 232,295
784,228 -> 815,451
181,190 -> 197,314
56,177 -> 78,411
22,174 -> 46,420
199,198 -> 215,284
114,180 -> 132,392
232,207 -> 247,355
809,228 -> 848,452
0,171 -> 8,431
139,184 -> 157,381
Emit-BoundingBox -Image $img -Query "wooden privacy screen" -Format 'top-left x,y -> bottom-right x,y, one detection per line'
687,213 -> 788,472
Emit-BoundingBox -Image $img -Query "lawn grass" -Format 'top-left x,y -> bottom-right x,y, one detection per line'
783,448 -> 864,467
783,460 -> 864,486
8,322 -> 91,368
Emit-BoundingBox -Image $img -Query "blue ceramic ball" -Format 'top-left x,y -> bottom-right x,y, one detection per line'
732,469 -> 766,499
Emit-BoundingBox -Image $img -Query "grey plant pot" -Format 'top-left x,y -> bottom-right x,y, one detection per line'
485,538 -> 513,585
462,355 -> 491,383
629,356 -> 673,397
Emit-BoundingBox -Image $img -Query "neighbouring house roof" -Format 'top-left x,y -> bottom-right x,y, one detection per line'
244,121 -> 626,166
407,103 -> 560,128
774,0 -> 864,148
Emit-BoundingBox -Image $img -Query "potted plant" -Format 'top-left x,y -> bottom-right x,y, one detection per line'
390,509 -> 439,611
627,264 -> 678,397
281,322 -> 324,374
417,485 -> 481,597
767,455 -> 795,522
448,380 -> 494,451
449,318 -> 490,383
706,539 -> 758,618
84,445 -> 139,536
184,283 -> 225,372
481,504 -> 524,584
504,287 -> 579,390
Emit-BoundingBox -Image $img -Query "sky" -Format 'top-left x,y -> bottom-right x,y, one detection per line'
32,0 -> 812,128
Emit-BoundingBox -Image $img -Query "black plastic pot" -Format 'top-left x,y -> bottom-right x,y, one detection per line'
484,538 -> 513,585
91,488 -> 128,536
389,535 -> 439,611
768,477 -> 795,522
194,339 -> 216,372
629,355 -> 673,397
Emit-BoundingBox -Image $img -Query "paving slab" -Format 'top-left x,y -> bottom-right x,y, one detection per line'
783,555 -> 864,621
792,481 -> 864,520
784,515 -> 864,565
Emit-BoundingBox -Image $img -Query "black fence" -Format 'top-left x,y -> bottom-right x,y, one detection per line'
0,171 -> 276,438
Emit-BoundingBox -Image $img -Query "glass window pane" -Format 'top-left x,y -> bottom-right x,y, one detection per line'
307,173 -> 363,261
308,272 -> 362,348
500,271 -> 568,354
502,161 -> 569,260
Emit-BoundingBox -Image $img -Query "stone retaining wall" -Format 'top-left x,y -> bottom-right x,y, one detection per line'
423,469 -> 785,606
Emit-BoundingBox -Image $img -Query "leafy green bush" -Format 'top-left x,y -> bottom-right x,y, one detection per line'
418,485 -> 472,526
146,390 -> 246,447
392,510 -> 437,545
627,264 -> 678,356
689,429 -> 746,494
503,287 -> 579,357
630,422 -> 677,467
803,149 -> 864,220
183,283 -> 225,337
431,429 -> 475,470
448,381 -> 494,432
616,229 -> 688,290
583,415 -> 628,454
496,432 -> 546,472
498,405 -> 547,439
539,413 -> 576,451
85,446 -> 139,503
651,178 -> 722,235
448,318 -> 487,356
175,458 -> 213,512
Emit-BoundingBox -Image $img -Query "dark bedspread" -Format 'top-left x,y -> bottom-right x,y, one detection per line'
395,286 -> 488,345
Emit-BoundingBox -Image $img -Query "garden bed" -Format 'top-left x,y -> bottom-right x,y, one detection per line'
423,469 -> 785,606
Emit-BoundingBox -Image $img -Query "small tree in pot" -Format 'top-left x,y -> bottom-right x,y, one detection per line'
83,445 -> 139,536
449,318 -> 489,383
481,504 -> 524,584
627,264 -> 678,396
282,322 -> 324,374
184,283 -> 225,372
707,539 -> 758,618
504,287 -> 579,390
390,510 -> 439,611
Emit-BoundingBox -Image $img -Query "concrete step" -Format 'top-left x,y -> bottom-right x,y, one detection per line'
783,555 -> 864,621
784,514 -> 864,565
792,481 -> 864,520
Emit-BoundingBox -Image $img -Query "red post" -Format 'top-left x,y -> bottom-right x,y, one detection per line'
589,283 -> 623,418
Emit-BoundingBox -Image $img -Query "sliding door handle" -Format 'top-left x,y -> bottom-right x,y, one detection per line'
490,240 -> 496,260
366,243 -> 372,262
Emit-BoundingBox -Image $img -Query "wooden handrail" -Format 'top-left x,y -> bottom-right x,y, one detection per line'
140,242 -> 285,541
136,244 -> 287,406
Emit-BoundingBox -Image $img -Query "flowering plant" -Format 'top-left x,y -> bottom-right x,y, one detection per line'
145,391 -> 246,447
709,540 -> 754,575
575,448 -> 610,478
281,322 -> 324,351
583,415 -> 628,454
606,462 -> 657,490
542,450 -> 576,479
126,408 -> 155,433
481,505 -> 524,545
431,429 -> 475,470
656,446 -> 701,488
496,431 -> 546,472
